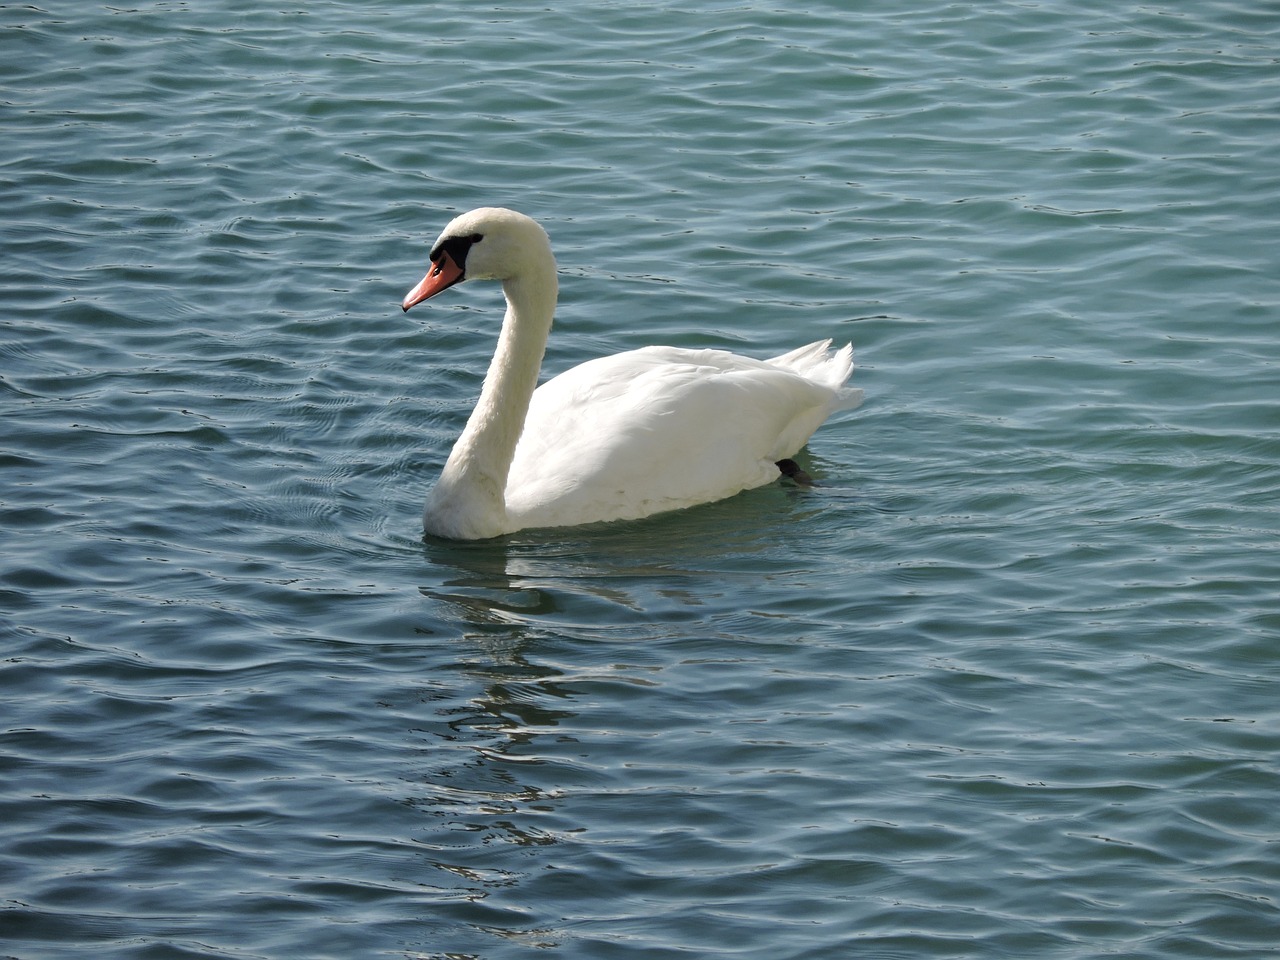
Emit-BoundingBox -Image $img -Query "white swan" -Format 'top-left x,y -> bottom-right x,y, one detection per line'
402,207 -> 862,540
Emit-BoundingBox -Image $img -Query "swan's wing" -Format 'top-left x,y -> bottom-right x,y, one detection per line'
503,345 -> 850,530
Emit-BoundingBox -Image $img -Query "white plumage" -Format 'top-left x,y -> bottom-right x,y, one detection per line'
402,208 -> 862,540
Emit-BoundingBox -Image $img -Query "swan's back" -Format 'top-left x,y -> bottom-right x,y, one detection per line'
503,339 -> 860,532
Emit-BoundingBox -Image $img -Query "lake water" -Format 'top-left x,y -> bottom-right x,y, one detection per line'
3,2 -> 1279,957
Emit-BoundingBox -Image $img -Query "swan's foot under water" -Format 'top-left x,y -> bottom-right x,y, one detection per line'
776,459 -> 816,487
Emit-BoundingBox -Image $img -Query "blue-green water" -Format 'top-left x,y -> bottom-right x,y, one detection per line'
3,1 -> 1279,957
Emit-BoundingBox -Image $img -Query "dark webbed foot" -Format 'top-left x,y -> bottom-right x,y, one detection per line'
776,459 -> 815,487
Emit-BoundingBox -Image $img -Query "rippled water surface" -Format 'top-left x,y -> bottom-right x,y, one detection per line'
4,2 -> 1279,958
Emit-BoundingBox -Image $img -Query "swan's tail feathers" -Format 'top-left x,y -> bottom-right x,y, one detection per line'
769,339 -> 863,411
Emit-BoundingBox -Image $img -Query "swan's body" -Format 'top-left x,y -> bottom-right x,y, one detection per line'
402,207 -> 862,540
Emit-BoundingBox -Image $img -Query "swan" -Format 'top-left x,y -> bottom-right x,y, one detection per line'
402,207 -> 863,540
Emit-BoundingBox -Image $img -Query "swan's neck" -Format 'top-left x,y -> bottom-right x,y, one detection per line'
426,268 -> 558,539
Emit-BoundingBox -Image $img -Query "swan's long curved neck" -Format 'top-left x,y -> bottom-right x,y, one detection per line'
425,266 -> 558,539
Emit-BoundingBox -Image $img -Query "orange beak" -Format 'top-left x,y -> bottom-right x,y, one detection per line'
402,249 -> 466,311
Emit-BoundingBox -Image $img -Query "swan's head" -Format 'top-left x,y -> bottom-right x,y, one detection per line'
402,207 -> 554,312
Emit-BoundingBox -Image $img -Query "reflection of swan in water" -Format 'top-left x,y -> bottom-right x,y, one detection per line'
402,207 -> 863,540
417,473 -> 853,637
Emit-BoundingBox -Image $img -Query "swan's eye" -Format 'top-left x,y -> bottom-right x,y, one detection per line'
433,233 -> 483,269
